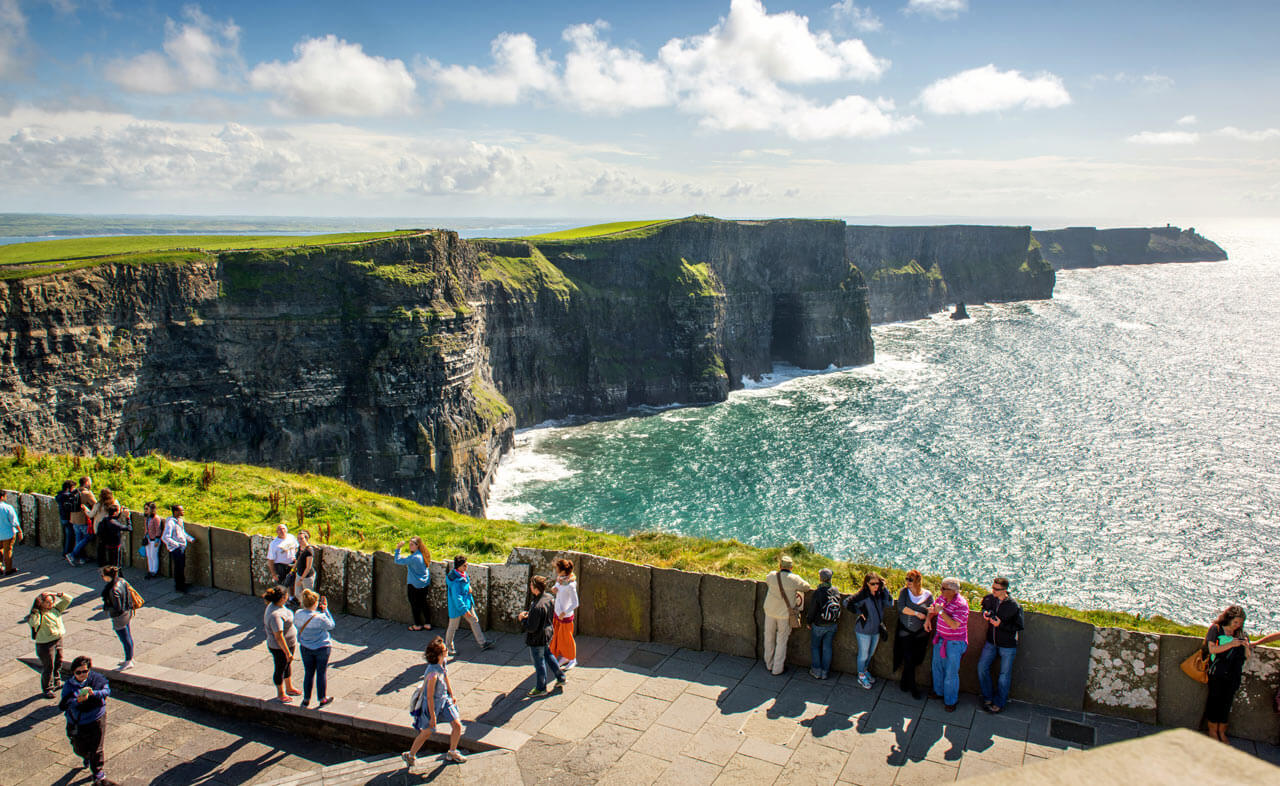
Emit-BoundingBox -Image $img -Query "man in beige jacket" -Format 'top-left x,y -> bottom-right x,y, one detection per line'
762,555 -> 811,675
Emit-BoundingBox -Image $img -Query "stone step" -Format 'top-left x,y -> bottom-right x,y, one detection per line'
255,750 -> 512,785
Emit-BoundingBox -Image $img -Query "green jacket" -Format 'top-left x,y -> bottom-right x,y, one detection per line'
29,593 -> 72,644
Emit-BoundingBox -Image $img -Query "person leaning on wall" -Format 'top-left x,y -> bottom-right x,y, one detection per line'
0,488 -> 23,575
762,555 -> 811,676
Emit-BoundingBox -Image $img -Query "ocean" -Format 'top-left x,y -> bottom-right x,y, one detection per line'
488,219 -> 1280,630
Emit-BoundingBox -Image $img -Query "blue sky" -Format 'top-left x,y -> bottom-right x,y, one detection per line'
1,0 -> 1277,223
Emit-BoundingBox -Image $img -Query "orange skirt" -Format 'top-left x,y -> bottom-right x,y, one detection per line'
550,615 -> 576,661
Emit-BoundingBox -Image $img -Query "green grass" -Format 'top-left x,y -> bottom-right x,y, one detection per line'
0,251 -> 211,281
522,220 -> 671,241
0,231 -> 420,266
476,243 -> 578,298
0,452 -> 1215,637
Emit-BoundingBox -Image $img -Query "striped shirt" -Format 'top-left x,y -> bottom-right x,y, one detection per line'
932,594 -> 970,648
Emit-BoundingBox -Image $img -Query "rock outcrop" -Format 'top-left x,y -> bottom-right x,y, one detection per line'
1033,226 -> 1227,270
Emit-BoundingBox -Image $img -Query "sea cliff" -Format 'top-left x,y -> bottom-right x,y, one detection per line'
1033,226 -> 1227,270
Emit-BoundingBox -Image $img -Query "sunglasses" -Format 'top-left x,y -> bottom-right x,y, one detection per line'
73,669 -> 89,676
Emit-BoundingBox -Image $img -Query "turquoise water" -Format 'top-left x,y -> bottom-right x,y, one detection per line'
489,220 -> 1280,628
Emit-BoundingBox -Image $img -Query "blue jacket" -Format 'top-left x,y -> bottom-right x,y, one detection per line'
60,671 -> 110,725
393,548 -> 430,588
294,608 -> 336,649
446,568 -> 474,618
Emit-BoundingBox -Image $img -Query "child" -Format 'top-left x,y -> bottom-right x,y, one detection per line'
549,558 -> 579,669
444,555 -> 491,655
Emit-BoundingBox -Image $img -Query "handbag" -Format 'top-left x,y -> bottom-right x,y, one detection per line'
126,582 -> 145,610
1180,649 -> 1209,684
776,573 -> 802,629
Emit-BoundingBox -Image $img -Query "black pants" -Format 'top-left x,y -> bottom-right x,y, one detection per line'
406,584 -> 430,627
103,545 -> 121,568
897,631 -> 930,694
67,715 -> 106,776
171,547 -> 187,591
270,646 -> 293,686
273,562 -> 292,586
36,638 -> 63,693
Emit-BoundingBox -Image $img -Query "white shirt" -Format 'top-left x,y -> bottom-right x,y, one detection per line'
553,578 -> 579,617
268,534 -> 298,565
161,516 -> 193,551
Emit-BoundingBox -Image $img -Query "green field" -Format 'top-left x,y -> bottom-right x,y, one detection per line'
522,220 -> 671,241
0,452 -> 1209,637
0,231 -> 420,266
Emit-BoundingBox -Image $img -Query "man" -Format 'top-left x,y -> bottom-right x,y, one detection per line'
926,577 -> 969,712
762,555 -> 810,676
267,523 -> 298,589
0,489 -> 24,575
69,476 -> 96,566
977,576 -> 1023,714
56,480 -> 79,564
519,575 -> 566,697
806,567 -> 842,680
161,505 -> 195,592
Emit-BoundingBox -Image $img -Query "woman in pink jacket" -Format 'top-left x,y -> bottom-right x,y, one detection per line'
925,577 -> 969,712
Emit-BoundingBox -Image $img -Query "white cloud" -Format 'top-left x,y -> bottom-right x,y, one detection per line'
0,0 -> 27,79
919,64 -> 1071,114
904,0 -> 968,20
1216,126 -> 1280,142
1127,130 -> 1199,145
105,6 -> 241,94
830,1 -> 882,33
250,35 -> 416,116
561,22 -> 671,112
424,33 -> 556,105
1140,73 -> 1174,92
1176,114 -> 1197,126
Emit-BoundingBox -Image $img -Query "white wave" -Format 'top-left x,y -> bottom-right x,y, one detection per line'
1109,320 -> 1152,331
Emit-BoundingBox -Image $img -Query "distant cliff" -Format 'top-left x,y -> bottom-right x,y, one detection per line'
1033,226 -> 1227,270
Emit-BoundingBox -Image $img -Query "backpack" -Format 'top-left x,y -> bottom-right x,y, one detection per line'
817,589 -> 842,624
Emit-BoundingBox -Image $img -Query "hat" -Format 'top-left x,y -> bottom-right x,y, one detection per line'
779,555 -> 793,570
818,568 -> 833,582
941,577 -> 961,591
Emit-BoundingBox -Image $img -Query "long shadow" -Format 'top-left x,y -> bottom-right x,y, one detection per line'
377,663 -> 423,696
0,699 -> 62,737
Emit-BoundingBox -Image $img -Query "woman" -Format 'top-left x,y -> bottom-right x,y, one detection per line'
893,570 -> 934,699
806,568 -> 842,680
1203,605 -> 1251,742
394,537 -> 432,631
29,591 -> 73,697
444,555 -> 490,655
262,586 -> 301,701
60,655 -> 113,785
87,488 -> 116,567
142,502 -> 163,579
549,558 -> 579,669
293,530 -> 316,603
925,577 -> 970,712
96,504 -> 132,569
293,589 -> 335,708
846,571 -> 893,689
520,575 -> 566,696
403,636 -> 466,767
99,566 -> 136,670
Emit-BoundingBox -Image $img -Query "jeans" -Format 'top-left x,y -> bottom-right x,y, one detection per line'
61,519 -> 75,556
856,632 -> 879,676
530,645 -> 565,691
977,643 -> 1017,708
301,645 -> 330,703
931,640 -> 967,706
115,625 -> 134,660
810,624 -> 836,675
71,524 -> 92,561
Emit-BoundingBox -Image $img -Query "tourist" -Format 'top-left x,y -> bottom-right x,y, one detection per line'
99,566 -> 136,670
69,476 -> 96,566
0,488 -> 23,575
1203,605 -> 1251,743
29,591 -> 73,697
96,504 -> 132,569
925,577 -> 970,712
292,529 -> 316,603
57,480 -> 79,564
142,502 -> 163,579
293,589 -> 335,708
806,568 -> 842,680
394,537 -> 433,631
847,571 -> 893,689
267,523 -> 298,590
549,557 -> 578,669
977,576 -> 1023,714
762,555 -> 811,676
262,586 -> 301,701
444,555 -> 491,655
893,570 -> 934,699
519,575 -> 566,696
403,636 -> 466,767
60,655 -> 115,785
87,488 -> 117,566
161,504 -> 195,593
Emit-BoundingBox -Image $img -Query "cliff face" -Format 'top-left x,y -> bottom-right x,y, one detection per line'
0,234 -> 513,515
1033,226 -> 1228,270
846,225 -> 1054,323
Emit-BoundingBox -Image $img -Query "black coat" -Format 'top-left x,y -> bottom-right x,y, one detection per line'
522,593 -> 555,647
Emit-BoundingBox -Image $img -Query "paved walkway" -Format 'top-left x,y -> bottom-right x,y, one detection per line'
4,547 -> 1278,785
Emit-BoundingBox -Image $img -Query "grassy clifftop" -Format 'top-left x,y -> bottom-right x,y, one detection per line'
0,453 -> 1204,637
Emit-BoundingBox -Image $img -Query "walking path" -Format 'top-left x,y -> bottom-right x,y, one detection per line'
4,547 -> 1279,785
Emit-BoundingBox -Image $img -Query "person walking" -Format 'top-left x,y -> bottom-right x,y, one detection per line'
142,502 -> 163,579
762,555 -> 811,676
29,591 -> 73,697
60,655 -> 116,785
394,537 -> 432,631
96,505 -> 132,569
893,570 -> 934,699
267,523 -> 298,590
519,575 -> 566,697
806,568 -> 843,680
292,530 -> 316,603
926,577 -> 970,712
0,488 -> 23,575
403,636 -> 466,767
262,586 -> 301,702
87,488 -> 117,567
69,476 -> 96,566
848,571 -> 893,689
57,480 -> 79,565
161,505 -> 195,593
1203,605 -> 1251,743
977,576 -> 1023,714
293,589 -> 335,708
549,557 -> 578,669
444,555 -> 490,655
99,566 -> 136,670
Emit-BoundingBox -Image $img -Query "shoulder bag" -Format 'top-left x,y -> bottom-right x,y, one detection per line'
776,573 -> 802,629
125,581 -> 145,610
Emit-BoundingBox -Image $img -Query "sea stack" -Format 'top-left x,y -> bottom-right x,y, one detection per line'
952,302 -> 970,320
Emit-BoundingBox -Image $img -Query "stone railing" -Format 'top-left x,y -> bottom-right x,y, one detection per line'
9,491 -> 1280,744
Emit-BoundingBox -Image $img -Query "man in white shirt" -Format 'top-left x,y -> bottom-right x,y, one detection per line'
161,504 -> 195,592
267,524 -> 298,590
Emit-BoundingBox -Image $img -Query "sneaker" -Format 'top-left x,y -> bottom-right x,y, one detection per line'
480,641 -> 493,651
527,687 -> 547,697
75,559 -> 85,566
445,750 -> 467,764
945,704 -> 957,713
555,675 -> 566,687
318,697 -> 334,708
809,669 -> 821,679
300,699 -> 310,708
857,673 -> 873,690
447,649 -> 457,657
120,661 -> 135,671
866,674 -> 876,686
401,752 -> 416,768
563,659 -> 577,670
65,554 -> 75,566
43,690 -> 56,699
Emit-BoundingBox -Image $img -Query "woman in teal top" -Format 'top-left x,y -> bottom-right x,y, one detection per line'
394,537 -> 432,631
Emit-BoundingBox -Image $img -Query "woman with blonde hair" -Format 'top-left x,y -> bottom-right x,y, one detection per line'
394,536 -> 432,631
293,589 -> 335,708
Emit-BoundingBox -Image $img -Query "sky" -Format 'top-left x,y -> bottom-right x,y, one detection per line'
0,0 -> 1278,225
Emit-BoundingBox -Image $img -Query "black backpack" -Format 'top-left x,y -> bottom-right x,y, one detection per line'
817,589 -> 843,624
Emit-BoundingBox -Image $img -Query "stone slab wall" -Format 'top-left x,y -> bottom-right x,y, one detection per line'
345,550 -> 374,618
250,534 -> 277,596
209,526 -> 252,595
183,522 -> 212,587
577,554 -> 651,642
651,567 -> 702,651
316,545 -> 348,615
426,559 -> 449,629
373,551 -> 414,625
1008,611 -> 1094,710
468,563 -> 491,630
1230,643 -> 1280,743
488,562 -> 530,633
36,493 -> 59,549
699,574 -> 757,659
1086,627 -> 1160,724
